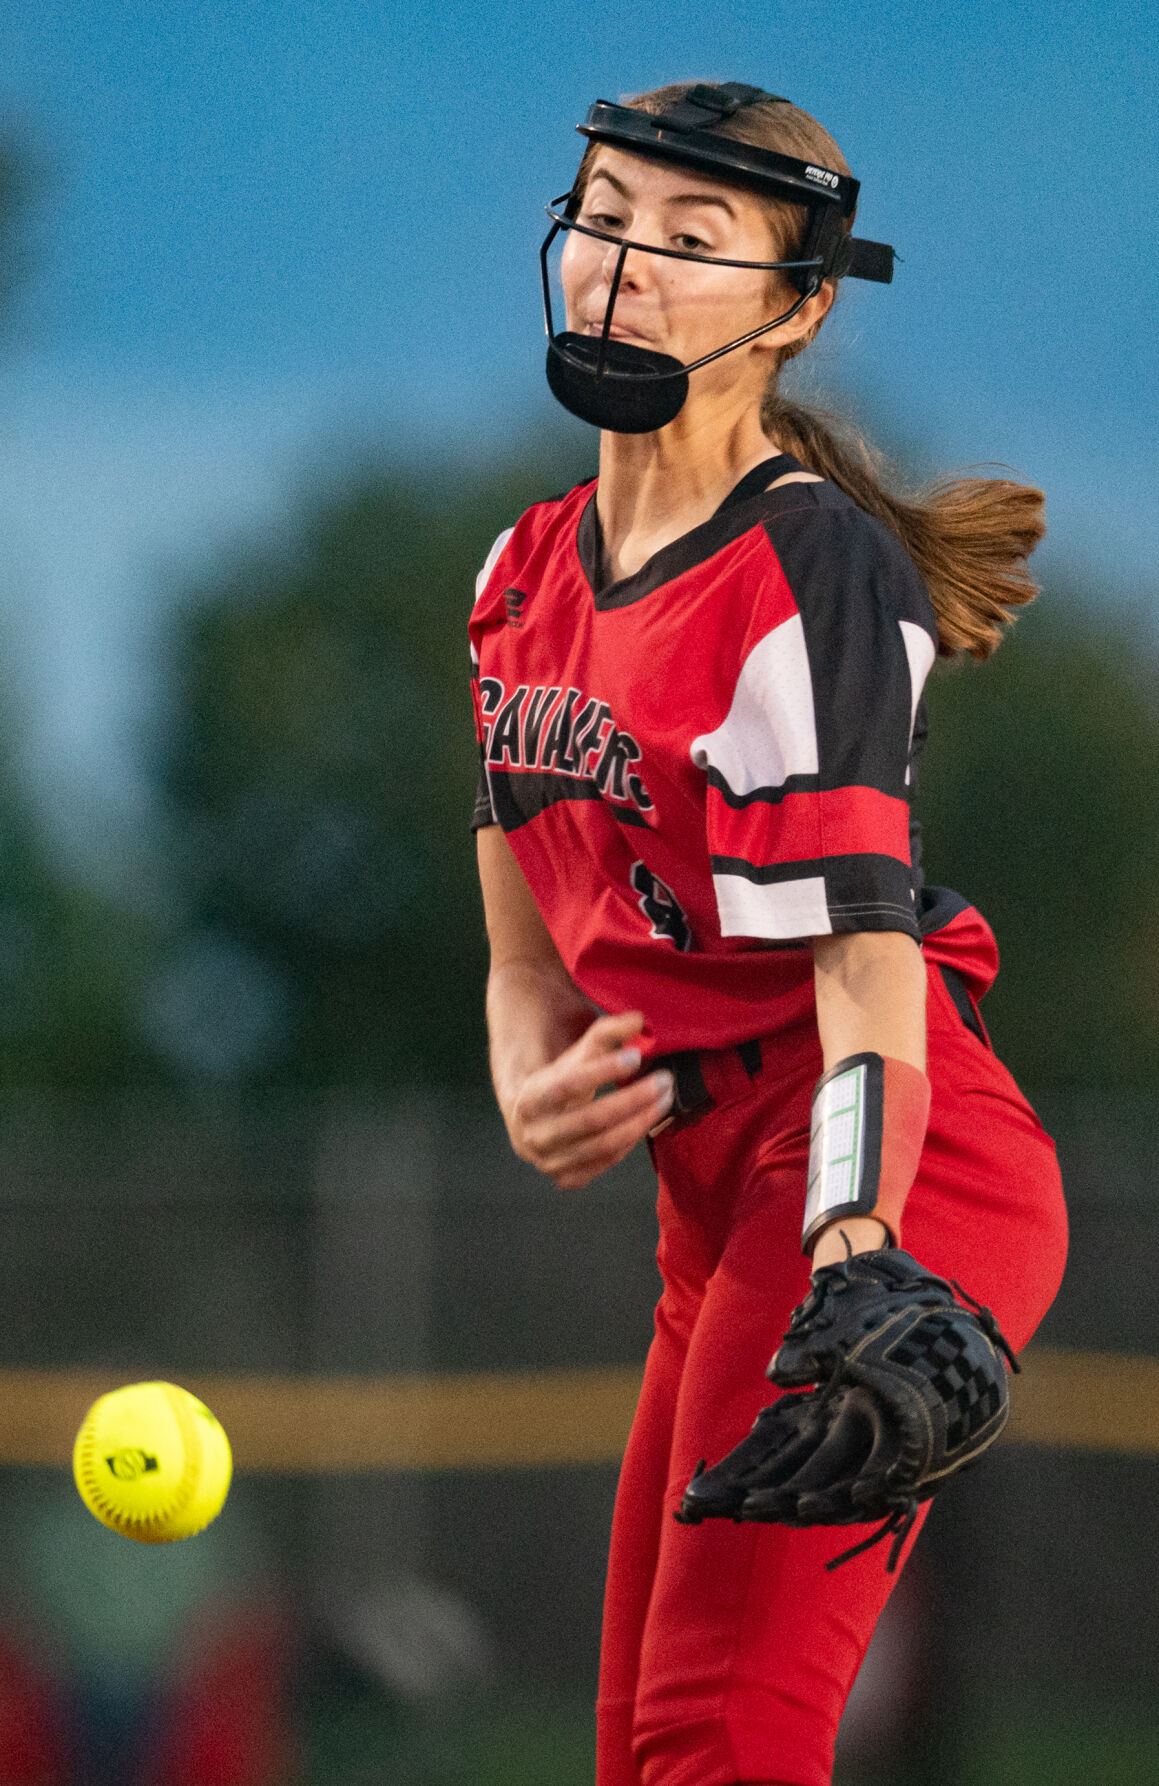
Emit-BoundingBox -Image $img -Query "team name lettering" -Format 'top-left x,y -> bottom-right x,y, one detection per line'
478,677 -> 654,819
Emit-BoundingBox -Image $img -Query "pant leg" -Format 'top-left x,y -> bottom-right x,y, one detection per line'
597,1166 -> 717,1786
626,967 -> 1067,1786
903,963 -> 1068,1350
631,1063 -> 930,1786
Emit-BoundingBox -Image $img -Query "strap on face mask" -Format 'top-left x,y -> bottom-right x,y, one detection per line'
650,83 -> 788,132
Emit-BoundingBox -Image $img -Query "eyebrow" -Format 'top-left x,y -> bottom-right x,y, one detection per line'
586,168 -> 738,215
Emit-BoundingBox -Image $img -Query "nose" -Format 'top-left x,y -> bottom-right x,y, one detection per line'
600,236 -> 651,294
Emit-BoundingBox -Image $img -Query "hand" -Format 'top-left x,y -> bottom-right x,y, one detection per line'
503,1010 -> 674,1190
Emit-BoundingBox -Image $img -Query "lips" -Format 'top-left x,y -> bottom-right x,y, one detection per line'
582,322 -> 656,347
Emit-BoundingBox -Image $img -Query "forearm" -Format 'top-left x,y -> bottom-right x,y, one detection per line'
485,958 -> 600,1119
812,930 -> 926,1073
475,826 -> 669,1185
810,930 -> 929,1264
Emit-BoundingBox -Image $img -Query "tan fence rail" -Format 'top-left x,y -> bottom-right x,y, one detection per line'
0,1347 -> 1155,1473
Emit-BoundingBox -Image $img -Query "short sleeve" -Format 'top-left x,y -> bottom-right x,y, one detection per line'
468,528 -> 514,831
691,508 -> 937,942
471,750 -> 497,830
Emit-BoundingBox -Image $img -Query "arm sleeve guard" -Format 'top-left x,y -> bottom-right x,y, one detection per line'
801,1051 -> 931,1254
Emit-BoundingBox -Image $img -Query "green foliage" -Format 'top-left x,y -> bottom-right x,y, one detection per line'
0,709 -> 162,1088
958,1699 -> 1159,1786
303,1684 -> 596,1786
919,590 -> 1159,1088
0,845 -> 157,1087
155,440 -> 592,1088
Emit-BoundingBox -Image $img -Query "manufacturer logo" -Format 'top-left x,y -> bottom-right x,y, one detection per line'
804,165 -> 840,190
504,588 -> 528,628
105,1449 -> 160,1481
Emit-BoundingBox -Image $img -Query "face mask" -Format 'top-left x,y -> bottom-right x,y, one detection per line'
539,86 -> 895,435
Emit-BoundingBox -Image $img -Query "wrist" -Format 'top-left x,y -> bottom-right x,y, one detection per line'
802,1052 -> 931,1257
810,1216 -> 889,1269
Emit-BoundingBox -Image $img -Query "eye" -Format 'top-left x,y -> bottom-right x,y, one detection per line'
584,210 -> 625,236
674,232 -> 710,254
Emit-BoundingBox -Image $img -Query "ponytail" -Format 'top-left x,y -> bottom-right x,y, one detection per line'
612,84 -> 1047,660
762,396 -> 1045,662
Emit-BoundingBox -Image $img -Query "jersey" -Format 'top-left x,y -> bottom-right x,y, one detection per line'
469,453 -> 997,1056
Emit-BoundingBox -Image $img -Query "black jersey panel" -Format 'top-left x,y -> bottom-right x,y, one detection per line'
488,768 -> 649,833
704,767 -> 821,808
762,505 -> 937,802
472,755 -> 497,831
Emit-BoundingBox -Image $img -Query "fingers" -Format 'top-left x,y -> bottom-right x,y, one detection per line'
537,1072 -> 674,1186
546,1084 -> 673,1189
516,1067 -> 673,1180
519,1046 -> 643,1120
539,1072 -> 668,1149
508,1007 -> 673,1187
515,1011 -> 649,1125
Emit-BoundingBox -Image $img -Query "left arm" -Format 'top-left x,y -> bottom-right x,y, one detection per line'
810,930 -> 927,1267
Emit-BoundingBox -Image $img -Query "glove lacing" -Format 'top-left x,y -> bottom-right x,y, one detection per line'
825,1499 -> 920,1573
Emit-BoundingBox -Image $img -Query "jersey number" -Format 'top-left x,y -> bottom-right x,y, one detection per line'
630,862 -> 692,952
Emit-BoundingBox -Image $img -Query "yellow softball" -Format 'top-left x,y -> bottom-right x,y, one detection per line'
72,1381 -> 232,1543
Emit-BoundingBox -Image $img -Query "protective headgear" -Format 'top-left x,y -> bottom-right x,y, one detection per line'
541,84 -> 896,433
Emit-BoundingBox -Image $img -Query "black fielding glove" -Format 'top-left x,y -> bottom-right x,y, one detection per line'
676,1249 -> 1019,1570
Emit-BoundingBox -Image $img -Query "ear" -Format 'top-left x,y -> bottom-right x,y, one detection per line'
753,278 -> 837,361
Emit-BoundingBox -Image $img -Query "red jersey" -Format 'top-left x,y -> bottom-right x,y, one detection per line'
470,454 -> 997,1054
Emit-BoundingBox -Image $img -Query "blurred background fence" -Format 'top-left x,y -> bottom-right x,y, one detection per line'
0,1091 -> 1154,1785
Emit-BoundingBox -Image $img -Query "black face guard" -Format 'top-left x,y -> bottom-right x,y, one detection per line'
541,84 -> 896,434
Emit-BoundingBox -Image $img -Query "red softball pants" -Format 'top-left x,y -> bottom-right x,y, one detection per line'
596,959 -> 1068,1786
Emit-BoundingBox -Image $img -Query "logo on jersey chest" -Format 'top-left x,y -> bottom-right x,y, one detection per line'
477,677 -> 655,821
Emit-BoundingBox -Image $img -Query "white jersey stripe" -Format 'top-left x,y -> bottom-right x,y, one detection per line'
898,619 -> 936,784
689,615 -> 818,797
712,871 -> 832,939
474,527 -> 515,605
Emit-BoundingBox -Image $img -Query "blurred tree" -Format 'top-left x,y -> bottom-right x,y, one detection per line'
154,441 -> 1159,1094
152,441 -> 592,1089
0,788 -> 160,1086
920,589 -> 1159,1088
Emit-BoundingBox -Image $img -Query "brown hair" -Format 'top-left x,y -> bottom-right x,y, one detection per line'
573,84 -> 1044,658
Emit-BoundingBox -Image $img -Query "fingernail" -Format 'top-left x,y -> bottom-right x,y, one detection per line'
618,1047 -> 642,1071
652,1070 -> 674,1109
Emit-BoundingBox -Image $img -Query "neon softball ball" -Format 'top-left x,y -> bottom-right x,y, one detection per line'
72,1381 -> 232,1543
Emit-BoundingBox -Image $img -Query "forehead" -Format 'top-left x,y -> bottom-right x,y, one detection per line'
584,144 -> 764,214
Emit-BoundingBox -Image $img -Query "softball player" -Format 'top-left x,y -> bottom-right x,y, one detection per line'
471,82 -> 1067,1786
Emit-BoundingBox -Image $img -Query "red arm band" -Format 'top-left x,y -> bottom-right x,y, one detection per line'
801,1052 -> 932,1255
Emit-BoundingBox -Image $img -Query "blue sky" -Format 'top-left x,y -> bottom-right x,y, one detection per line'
0,0 -> 1155,875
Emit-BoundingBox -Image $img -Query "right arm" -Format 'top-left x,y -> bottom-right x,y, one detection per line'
477,825 -> 674,1189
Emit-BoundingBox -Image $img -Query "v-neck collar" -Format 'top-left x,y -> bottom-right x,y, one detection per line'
576,454 -> 804,611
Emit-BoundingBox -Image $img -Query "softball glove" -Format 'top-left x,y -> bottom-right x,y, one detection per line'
676,1248 -> 1018,1570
